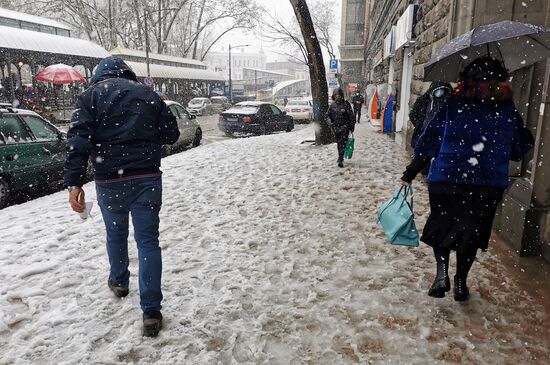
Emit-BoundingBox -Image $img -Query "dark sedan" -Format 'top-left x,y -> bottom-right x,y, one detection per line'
218,102 -> 294,136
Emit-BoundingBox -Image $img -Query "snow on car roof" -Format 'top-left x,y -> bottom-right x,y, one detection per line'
0,25 -> 110,59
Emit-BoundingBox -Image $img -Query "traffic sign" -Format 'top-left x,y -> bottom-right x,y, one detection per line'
328,78 -> 339,88
144,76 -> 154,87
329,59 -> 339,73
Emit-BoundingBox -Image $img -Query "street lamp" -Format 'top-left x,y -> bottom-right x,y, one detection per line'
228,44 -> 249,104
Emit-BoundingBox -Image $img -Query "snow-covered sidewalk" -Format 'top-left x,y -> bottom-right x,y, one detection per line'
0,123 -> 549,364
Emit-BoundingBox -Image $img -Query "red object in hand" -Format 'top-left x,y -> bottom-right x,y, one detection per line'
36,64 -> 86,85
242,117 -> 252,123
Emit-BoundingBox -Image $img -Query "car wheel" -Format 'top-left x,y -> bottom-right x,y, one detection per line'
0,177 -> 11,209
192,128 -> 202,147
224,131 -> 234,137
261,124 -> 267,135
286,124 -> 293,132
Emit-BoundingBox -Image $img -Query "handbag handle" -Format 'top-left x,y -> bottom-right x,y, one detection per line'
398,184 -> 414,212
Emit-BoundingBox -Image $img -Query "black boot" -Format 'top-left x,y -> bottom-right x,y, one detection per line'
108,278 -> 129,298
454,247 -> 477,302
428,247 -> 450,298
143,310 -> 163,337
454,275 -> 470,301
428,277 -> 451,298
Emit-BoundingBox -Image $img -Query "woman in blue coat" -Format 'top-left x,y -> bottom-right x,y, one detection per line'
401,57 -> 534,301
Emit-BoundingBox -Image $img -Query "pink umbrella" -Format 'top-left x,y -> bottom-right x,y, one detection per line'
35,64 -> 86,84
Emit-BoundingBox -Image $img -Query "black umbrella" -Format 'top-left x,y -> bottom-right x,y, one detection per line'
424,20 -> 550,82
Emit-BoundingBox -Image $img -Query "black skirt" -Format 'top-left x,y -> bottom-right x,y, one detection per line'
421,184 -> 504,253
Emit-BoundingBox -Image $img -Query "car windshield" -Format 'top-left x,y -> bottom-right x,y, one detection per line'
288,100 -> 310,106
189,99 -> 205,106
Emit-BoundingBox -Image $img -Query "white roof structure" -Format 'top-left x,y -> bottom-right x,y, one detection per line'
272,79 -> 308,96
0,25 -> 110,59
0,7 -> 70,30
125,61 -> 223,81
111,47 -> 206,67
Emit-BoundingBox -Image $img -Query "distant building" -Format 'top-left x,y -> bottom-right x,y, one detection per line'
265,60 -> 309,80
204,48 -> 266,81
339,0 -> 368,89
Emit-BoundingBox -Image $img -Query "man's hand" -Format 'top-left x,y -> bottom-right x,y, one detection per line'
400,180 -> 410,186
69,188 -> 85,213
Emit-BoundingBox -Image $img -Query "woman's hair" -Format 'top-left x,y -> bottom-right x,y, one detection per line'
460,57 -> 508,82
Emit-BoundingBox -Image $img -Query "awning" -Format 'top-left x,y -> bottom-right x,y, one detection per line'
125,61 -> 224,82
0,25 -> 110,59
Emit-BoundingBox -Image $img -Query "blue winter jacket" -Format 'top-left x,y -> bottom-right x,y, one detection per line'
414,94 -> 534,188
64,56 -> 179,186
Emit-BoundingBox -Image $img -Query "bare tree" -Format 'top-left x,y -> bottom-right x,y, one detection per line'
289,0 -> 331,145
5,0 -> 260,60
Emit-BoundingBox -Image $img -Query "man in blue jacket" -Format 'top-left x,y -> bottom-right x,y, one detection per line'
64,56 -> 180,337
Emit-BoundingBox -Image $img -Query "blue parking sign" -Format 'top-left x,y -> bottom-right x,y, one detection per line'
329,59 -> 339,72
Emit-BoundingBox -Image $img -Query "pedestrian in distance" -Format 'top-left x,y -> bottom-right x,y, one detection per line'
351,89 -> 365,124
327,88 -> 355,168
64,56 -> 180,337
400,57 -> 534,301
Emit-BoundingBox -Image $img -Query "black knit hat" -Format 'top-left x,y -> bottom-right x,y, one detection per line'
460,57 -> 508,82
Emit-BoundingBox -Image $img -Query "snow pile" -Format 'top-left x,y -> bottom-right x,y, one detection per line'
0,124 -> 549,364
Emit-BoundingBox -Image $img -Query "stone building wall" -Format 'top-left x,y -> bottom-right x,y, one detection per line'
411,0 -> 454,103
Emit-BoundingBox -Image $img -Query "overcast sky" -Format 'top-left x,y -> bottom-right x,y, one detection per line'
213,0 -> 341,63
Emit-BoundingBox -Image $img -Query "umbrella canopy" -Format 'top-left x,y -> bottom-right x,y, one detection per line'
35,64 -> 86,85
424,20 -> 550,82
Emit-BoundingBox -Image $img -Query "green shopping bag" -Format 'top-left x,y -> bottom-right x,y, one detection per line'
344,134 -> 355,159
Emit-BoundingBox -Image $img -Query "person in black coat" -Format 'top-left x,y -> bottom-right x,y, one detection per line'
327,88 -> 355,168
409,81 -> 452,149
351,90 -> 365,124
401,57 -> 534,301
64,56 -> 180,337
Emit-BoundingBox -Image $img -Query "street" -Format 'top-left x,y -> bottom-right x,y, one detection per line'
1,122 -> 549,364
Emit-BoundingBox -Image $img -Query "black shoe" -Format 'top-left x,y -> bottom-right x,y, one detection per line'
428,276 -> 451,298
143,310 -> 163,337
108,279 -> 129,298
454,276 -> 470,302
338,160 -> 344,168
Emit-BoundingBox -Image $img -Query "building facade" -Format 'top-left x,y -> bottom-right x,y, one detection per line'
265,60 -> 309,80
204,48 -> 266,81
338,0 -> 369,89
355,0 -> 550,264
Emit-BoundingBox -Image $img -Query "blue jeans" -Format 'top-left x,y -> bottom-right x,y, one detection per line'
96,175 -> 163,312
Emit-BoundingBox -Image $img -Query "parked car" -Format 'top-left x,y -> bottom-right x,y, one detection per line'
165,100 -> 202,153
218,101 -> 294,136
187,97 -> 213,116
284,98 -> 313,123
0,104 -> 67,208
210,96 -> 231,113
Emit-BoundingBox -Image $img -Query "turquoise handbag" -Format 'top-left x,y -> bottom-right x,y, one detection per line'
377,185 -> 419,247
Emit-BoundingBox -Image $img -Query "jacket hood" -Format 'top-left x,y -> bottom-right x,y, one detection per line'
427,81 -> 452,94
453,80 -> 513,102
90,56 -> 138,84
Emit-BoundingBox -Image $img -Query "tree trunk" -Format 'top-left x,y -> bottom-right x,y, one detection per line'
192,0 -> 206,59
289,0 -> 332,145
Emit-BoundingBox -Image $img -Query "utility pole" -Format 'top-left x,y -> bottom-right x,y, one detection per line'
228,44 -> 250,104
229,44 -> 232,103
254,69 -> 257,100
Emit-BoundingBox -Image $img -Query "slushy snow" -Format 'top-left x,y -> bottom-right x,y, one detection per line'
0,124 -> 549,364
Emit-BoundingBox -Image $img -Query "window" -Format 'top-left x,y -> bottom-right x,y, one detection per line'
259,105 -> 273,115
0,115 -> 31,144
175,105 -> 189,119
169,105 -> 181,118
270,105 -> 282,115
20,116 -> 59,141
